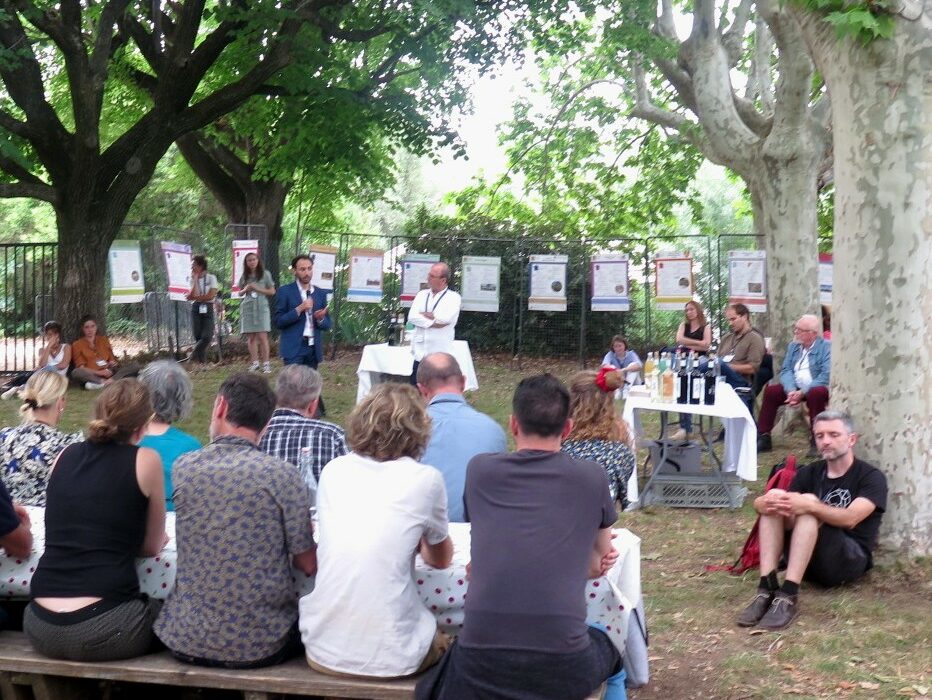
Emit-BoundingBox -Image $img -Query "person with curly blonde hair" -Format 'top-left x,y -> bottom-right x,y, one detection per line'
562,370 -> 636,508
300,383 -> 453,678
25,379 -> 167,662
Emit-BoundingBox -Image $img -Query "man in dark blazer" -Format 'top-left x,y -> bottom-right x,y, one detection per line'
275,254 -> 332,414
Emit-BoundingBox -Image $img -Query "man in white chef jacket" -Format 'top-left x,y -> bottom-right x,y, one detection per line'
407,262 -> 461,385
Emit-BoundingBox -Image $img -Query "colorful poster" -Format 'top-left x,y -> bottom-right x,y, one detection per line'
728,250 -> 768,312
591,254 -> 630,311
528,254 -> 568,312
400,253 -> 440,308
310,244 -> 338,291
231,239 -> 259,298
461,256 -> 501,312
108,240 -> 145,304
161,241 -> 192,301
819,253 -> 833,305
654,253 -> 693,310
347,248 -> 384,303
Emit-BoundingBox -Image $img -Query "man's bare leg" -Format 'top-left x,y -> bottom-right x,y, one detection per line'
736,513 -> 787,627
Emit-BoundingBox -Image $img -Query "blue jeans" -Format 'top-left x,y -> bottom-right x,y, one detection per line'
717,362 -> 754,416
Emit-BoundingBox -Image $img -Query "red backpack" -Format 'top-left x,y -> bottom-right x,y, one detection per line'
709,455 -> 798,575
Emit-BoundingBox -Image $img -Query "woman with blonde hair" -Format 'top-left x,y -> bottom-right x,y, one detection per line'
562,370 -> 636,508
0,371 -> 81,505
300,383 -> 453,678
24,379 -> 167,662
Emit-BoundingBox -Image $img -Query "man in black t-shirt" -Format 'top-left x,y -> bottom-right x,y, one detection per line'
737,410 -> 887,631
416,374 -> 623,700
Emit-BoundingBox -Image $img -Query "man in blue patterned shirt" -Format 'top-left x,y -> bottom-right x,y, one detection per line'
259,365 -> 347,482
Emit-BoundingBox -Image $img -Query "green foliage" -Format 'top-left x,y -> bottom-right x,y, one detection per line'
790,0 -> 896,43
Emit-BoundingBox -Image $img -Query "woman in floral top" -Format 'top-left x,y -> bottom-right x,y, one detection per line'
0,372 -> 82,506
561,369 -> 636,509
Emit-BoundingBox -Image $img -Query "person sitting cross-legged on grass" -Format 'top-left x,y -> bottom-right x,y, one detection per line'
736,410 -> 887,631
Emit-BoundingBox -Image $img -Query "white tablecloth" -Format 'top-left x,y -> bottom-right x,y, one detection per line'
355,341 -> 478,403
622,382 -> 758,503
1,512 -> 639,656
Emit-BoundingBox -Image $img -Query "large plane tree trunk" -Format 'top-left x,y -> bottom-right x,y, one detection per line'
793,3 -> 932,556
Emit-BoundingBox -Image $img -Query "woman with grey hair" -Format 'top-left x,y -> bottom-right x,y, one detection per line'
138,360 -> 201,511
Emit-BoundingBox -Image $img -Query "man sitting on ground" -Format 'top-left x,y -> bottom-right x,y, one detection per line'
155,373 -> 316,668
757,314 -> 830,457
717,303 -> 765,413
737,411 -> 887,631
259,365 -> 347,484
416,374 -> 622,699
416,352 -> 506,522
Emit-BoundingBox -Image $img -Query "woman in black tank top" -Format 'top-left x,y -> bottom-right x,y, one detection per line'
24,379 -> 167,662
676,300 -> 711,356
671,301 -> 712,440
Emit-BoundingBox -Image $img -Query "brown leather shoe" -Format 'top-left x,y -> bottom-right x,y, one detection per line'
757,591 -> 799,630
736,589 -> 775,627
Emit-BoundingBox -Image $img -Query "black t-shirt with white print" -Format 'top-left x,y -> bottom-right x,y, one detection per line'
790,458 -> 887,554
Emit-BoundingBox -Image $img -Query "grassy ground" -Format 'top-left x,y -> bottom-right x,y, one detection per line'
2,350 -> 929,699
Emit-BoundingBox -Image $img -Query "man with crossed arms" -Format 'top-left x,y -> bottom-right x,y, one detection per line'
407,262 -> 461,384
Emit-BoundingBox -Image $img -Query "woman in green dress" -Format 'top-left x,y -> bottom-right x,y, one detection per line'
238,252 -> 276,373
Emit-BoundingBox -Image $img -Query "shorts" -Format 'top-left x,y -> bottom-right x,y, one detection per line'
790,524 -> 871,587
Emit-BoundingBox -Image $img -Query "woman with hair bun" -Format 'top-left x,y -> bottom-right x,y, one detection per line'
24,379 -> 167,662
0,371 -> 81,506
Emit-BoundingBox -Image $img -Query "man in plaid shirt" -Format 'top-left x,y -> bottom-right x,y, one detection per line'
259,365 -> 347,482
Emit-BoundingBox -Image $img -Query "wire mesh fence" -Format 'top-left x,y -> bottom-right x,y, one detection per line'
1,226 -> 828,373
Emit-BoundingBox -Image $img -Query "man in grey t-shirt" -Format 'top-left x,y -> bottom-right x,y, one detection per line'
416,373 -> 623,700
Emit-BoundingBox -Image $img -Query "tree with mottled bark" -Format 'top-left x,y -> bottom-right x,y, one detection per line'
503,0 -> 833,351
790,0 -> 932,556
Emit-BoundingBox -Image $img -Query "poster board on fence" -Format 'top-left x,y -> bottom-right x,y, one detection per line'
654,253 -> 693,310
347,248 -> 384,303
161,241 -> 192,301
461,256 -> 501,312
310,245 -> 338,291
231,240 -> 259,299
528,254 -> 568,312
591,254 -> 630,311
108,240 -> 145,304
727,250 -> 768,312
819,253 -> 832,305
400,253 -> 440,308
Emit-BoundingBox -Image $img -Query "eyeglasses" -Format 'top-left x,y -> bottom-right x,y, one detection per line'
793,326 -> 816,334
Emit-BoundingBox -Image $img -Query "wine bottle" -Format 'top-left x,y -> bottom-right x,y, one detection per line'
704,354 -> 717,405
689,351 -> 703,405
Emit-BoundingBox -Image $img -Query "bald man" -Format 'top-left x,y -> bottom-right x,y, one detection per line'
757,314 -> 831,456
406,262 -> 461,385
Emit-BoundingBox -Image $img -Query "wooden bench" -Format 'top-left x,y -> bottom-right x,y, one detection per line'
0,633 -> 606,700
0,632 -> 418,699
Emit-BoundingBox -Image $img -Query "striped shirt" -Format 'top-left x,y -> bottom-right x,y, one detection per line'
258,408 -> 348,481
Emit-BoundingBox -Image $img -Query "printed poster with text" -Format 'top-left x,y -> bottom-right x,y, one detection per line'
231,239 -> 259,298
819,253 -> 832,305
347,248 -> 384,303
591,254 -> 630,311
161,241 -> 192,301
728,250 -> 768,312
528,254 -> 568,312
108,240 -> 145,304
654,253 -> 693,310
461,256 -> 501,312
310,244 -> 338,291
400,253 -> 440,308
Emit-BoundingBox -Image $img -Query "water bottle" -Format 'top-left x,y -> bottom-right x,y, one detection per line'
297,447 -> 318,507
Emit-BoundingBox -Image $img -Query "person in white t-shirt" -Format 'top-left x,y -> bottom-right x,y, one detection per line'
185,255 -> 219,364
406,262 -> 461,385
299,383 -> 453,678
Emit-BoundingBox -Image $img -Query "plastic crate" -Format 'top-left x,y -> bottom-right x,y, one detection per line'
640,473 -> 747,509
